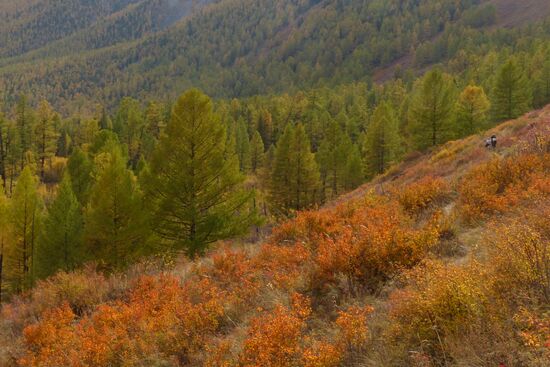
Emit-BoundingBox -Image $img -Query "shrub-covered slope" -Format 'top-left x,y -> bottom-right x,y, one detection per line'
1,105 -> 549,366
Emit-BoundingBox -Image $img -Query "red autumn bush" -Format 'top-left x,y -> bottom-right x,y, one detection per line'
458,153 -> 550,222
19,275 -> 227,367
253,243 -> 310,290
395,176 -> 452,215
301,343 -> 342,367
239,293 -> 312,367
312,201 -> 439,292
335,305 -> 373,351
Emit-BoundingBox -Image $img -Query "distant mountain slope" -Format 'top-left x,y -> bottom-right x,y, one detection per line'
0,0 -> 214,59
0,0 -> 141,57
491,0 -> 550,27
0,0 -> 549,112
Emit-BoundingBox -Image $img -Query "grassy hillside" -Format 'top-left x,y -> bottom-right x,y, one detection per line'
0,0 -> 527,112
1,106 -> 548,366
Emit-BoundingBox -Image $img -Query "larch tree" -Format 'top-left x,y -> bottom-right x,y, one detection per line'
493,58 -> 532,121
145,89 -> 256,258
343,144 -> 364,191
0,114 -> 8,188
455,85 -> 490,137
364,102 -> 402,177
270,124 -> 294,212
85,145 -> 148,268
7,166 -> 42,291
37,173 -> 83,279
34,100 -> 59,180
316,120 -> 348,201
533,50 -> 550,108
250,130 -> 265,174
288,123 -> 320,211
0,183 -> 9,303
5,120 -> 21,193
409,69 -> 456,150
114,97 -> 145,166
15,95 -> 35,171
235,118 -> 252,172
66,148 -> 93,206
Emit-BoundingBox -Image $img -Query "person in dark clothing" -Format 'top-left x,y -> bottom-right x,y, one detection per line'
491,135 -> 497,148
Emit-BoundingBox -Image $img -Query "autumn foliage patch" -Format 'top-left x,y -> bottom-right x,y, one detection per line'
458,153 -> 550,222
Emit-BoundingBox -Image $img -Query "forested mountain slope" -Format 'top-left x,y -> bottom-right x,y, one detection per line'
1,105 -> 548,366
0,0 -> 213,58
2,0 -> 549,113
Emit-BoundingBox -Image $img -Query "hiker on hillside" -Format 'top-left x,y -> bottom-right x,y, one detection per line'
485,137 -> 492,148
491,135 -> 497,148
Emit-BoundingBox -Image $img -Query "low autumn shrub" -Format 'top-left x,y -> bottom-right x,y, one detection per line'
239,293 -> 312,367
485,206 -> 550,304
335,305 -> 372,352
395,176 -> 452,215
312,201 -> 440,293
301,343 -> 342,367
388,260 -> 491,363
19,275 -> 227,367
458,153 -> 550,222
1,266 -> 112,332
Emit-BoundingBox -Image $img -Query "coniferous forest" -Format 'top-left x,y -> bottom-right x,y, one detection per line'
0,1 -> 550,366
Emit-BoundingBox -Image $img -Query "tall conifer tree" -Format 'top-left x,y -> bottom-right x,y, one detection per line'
0,183 -> 9,303
34,100 -> 59,179
37,174 -> 83,279
409,69 -> 455,150
85,146 -> 148,268
364,102 -> 402,177
455,85 -> 490,137
145,89 -> 256,257
493,58 -> 532,121
7,166 -> 42,291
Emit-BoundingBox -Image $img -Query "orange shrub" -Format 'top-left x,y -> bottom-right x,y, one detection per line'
207,247 -> 262,303
313,201 -> 439,292
270,210 -> 343,247
513,307 -> 550,353
19,275 -> 227,367
239,294 -> 311,367
458,153 -> 550,222
485,206 -> 550,304
302,342 -> 342,367
335,305 -> 373,350
19,303 -> 78,367
253,243 -> 310,290
2,266 -> 111,332
388,261 -> 491,361
395,176 -> 451,215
